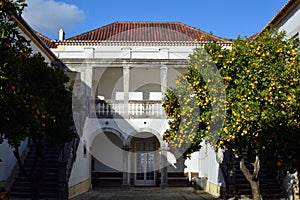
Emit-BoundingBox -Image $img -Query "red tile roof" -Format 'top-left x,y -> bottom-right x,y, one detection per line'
66,22 -> 229,43
35,32 -> 57,48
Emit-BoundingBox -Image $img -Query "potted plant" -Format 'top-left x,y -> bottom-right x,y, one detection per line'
0,186 -> 9,200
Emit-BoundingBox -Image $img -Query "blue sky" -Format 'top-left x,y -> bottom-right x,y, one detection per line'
23,0 -> 288,40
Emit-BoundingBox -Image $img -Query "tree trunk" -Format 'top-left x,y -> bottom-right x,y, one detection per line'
240,156 -> 262,200
13,147 -> 28,178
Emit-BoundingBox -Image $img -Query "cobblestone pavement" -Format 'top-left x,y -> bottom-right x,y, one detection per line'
71,187 -> 222,200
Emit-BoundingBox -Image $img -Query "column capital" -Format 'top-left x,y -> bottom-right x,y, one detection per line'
160,65 -> 168,70
122,145 -> 131,151
160,66 -> 168,99
159,142 -> 169,150
122,61 -> 131,69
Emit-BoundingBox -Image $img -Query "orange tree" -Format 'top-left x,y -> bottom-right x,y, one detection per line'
163,30 -> 300,200
0,1 -> 74,199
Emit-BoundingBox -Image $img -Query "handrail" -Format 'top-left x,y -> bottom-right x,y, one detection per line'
57,137 -> 79,199
94,99 -> 166,119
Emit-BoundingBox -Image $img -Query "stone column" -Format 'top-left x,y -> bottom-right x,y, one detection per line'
123,64 -> 130,118
80,67 -> 92,97
80,67 -> 93,116
160,143 -> 169,189
122,145 -> 130,190
160,65 -> 168,98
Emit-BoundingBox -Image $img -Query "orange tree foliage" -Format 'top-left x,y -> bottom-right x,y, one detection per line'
0,0 -> 74,147
163,30 -> 300,165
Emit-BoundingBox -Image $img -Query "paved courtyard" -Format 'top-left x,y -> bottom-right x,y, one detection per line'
71,187 -> 222,200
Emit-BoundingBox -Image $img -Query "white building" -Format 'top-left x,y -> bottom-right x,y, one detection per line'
39,0 -> 300,195
43,22 -> 231,198
260,0 -> 300,39
2,0 -> 299,198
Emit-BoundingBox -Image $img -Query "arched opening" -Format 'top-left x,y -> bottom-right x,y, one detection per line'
130,132 -> 160,186
91,131 -> 124,187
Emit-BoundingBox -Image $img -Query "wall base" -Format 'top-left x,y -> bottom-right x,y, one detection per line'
205,181 -> 223,197
68,179 -> 91,199
1,143 -> 29,190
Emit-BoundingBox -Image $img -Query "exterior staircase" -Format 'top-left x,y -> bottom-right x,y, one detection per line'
10,143 -> 60,199
234,155 -> 285,199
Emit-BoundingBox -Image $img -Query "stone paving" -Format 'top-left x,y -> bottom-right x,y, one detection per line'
71,187 -> 222,200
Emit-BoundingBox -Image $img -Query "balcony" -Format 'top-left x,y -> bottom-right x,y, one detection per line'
95,100 -> 166,119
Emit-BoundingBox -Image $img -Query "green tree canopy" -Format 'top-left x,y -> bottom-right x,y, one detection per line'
163,30 -> 300,199
0,0 -> 74,151
1,1 -> 75,198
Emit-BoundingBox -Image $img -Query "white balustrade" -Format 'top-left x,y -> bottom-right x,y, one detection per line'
95,100 -> 166,118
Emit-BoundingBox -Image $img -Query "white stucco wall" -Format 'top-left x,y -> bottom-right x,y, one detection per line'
0,17 -> 56,187
17,28 -> 53,64
277,3 -> 300,39
93,67 -> 186,101
199,141 -> 224,187
52,41 -> 226,189
0,139 -> 28,182
52,44 -> 196,60
185,151 -> 200,173
92,132 -> 123,172
68,139 -> 91,187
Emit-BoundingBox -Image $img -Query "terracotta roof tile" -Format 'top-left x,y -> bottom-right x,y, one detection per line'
67,22 -> 229,43
35,32 -> 57,48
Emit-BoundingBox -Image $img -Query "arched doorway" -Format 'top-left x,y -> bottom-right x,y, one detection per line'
91,132 -> 123,171
130,132 -> 160,186
91,131 -> 124,187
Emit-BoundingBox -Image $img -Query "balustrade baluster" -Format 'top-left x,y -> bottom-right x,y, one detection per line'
130,102 -> 134,116
153,103 -> 157,117
120,103 -> 124,116
96,103 -> 100,116
135,102 -> 139,117
108,104 -> 112,117
106,103 -> 109,116
100,103 -> 105,116
143,102 -> 147,116
112,103 -> 117,116
134,102 -> 138,116
95,100 -> 166,118
157,103 -> 161,117
148,102 -> 152,116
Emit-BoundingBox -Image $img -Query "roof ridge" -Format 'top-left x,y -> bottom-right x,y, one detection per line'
67,21 -> 117,40
66,21 -> 230,43
178,23 -> 227,41
67,21 -> 192,39
35,31 -> 54,41
115,21 -> 182,24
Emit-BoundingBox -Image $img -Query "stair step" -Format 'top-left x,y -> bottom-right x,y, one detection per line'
10,191 -> 57,198
14,175 -> 58,181
10,143 -> 60,199
11,185 -> 58,190
233,155 -> 284,199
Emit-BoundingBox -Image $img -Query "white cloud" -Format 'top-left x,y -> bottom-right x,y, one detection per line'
22,0 -> 85,38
